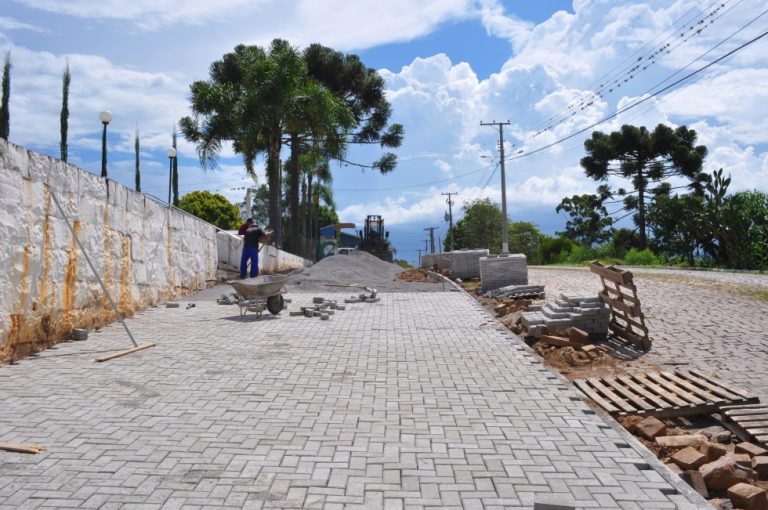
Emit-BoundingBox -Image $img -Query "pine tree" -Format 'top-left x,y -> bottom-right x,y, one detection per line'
60,62 -> 70,161
0,51 -> 11,140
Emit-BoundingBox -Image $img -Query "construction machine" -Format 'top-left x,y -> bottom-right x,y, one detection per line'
359,215 -> 394,262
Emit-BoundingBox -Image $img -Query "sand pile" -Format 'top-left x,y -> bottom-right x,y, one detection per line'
285,251 -> 445,293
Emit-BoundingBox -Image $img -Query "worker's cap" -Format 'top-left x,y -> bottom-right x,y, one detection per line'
246,218 -> 254,223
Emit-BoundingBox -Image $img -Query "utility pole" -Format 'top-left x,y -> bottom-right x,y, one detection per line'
417,249 -> 422,268
442,192 -> 457,252
424,226 -> 438,254
480,120 -> 511,253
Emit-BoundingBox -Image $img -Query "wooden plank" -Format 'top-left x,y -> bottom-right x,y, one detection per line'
721,403 -> 767,410
646,403 -> 721,419
734,419 -> 768,427
598,291 -> 641,317
686,369 -> 758,401
588,377 -> 637,413
0,442 -> 44,454
610,313 -> 648,333
603,377 -> 655,411
659,372 -> 726,404
632,373 -> 691,408
645,372 -> 706,406
673,371 -> 751,402
609,321 -> 649,349
574,379 -> 620,414
620,375 -> 674,410
601,286 -> 641,304
589,261 -> 633,285
95,343 -> 156,362
725,409 -> 768,418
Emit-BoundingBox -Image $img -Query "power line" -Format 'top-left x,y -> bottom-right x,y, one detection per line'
504,26 -> 768,163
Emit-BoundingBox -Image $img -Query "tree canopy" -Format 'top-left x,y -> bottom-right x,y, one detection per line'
556,185 -> 613,247
177,191 -> 241,230
180,39 -> 403,253
581,123 -> 708,248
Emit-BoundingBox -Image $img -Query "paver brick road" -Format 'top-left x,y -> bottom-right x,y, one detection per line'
0,291 -> 705,509
530,267 -> 768,401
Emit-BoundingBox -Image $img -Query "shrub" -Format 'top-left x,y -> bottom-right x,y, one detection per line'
623,248 -> 661,266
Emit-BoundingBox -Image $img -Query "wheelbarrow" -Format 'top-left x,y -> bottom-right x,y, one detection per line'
228,274 -> 289,317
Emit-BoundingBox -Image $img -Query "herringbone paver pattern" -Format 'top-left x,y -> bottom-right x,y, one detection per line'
0,291 -> 703,508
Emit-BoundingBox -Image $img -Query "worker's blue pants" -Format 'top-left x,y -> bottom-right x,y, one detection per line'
240,247 -> 259,278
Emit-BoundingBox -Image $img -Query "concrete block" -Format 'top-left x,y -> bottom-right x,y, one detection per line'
727,482 -> 768,510
671,446 -> 708,470
736,442 -> 768,458
751,456 -> 768,478
635,416 -> 666,440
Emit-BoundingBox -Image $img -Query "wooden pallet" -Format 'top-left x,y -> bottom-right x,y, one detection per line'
574,369 -> 759,418
720,404 -> 768,447
589,261 -> 650,349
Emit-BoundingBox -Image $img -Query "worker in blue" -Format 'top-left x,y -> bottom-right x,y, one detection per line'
240,223 -> 271,278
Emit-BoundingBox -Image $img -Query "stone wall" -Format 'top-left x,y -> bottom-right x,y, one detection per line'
0,141 -> 218,362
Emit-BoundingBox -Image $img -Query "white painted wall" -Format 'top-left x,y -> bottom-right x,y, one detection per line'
217,230 -> 309,275
0,141 -> 218,361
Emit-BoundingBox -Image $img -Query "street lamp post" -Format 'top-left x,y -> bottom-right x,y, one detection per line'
99,111 -> 112,178
166,147 -> 177,204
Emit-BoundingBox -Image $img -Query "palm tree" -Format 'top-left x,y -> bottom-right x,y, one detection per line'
180,40 -> 307,246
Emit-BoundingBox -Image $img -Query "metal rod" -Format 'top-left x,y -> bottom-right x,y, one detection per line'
49,188 -> 139,348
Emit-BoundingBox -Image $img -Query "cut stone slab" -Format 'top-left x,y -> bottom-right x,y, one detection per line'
736,442 -> 768,458
752,456 -> 768,478
680,470 -> 709,499
699,456 -> 758,491
703,442 -> 728,462
540,335 -> 572,347
727,482 -> 768,510
727,453 -> 753,467
636,416 -> 667,440
657,435 -> 708,449
568,327 -> 589,345
580,344 -> 598,358
672,447 -> 708,470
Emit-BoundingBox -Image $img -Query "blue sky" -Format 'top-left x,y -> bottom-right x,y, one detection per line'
2,0 -> 767,264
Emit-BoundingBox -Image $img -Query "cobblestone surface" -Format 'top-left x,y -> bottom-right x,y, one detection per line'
0,291 -> 705,509
530,267 -> 768,401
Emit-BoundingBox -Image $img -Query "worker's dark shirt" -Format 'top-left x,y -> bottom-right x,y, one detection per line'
243,227 -> 265,248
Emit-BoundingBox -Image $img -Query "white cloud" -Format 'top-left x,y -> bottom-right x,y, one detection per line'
0,16 -> 45,33
10,0 -> 268,30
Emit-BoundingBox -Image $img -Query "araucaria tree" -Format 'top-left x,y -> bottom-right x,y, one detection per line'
181,39 -> 403,249
134,128 -> 141,192
60,62 -> 70,161
0,51 -> 11,140
172,129 -> 179,205
580,124 -> 708,248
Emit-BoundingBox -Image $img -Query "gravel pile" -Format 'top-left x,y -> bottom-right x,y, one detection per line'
285,251 -> 446,293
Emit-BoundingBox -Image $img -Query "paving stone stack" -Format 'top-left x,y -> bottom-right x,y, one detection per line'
445,249 -> 489,278
420,253 -> 450,272
421,250 -> 489,278
521,293 -> 610,338
479,254 -> 527,290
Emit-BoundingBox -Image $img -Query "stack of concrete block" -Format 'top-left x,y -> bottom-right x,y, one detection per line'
421,249 -> 489,278
479,254 -> 527,290
521,293 -> 610,339
448,249 -> 490,278
420,253 -> 451,272
485,284 -> 545,299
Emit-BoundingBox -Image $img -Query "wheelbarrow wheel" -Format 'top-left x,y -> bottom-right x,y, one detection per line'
266,295 -> 284,315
